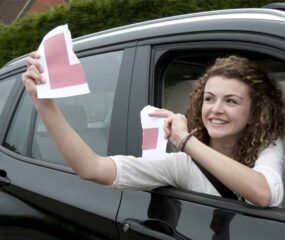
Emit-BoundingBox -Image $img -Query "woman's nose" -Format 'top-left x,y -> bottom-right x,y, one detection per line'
211,100 -> 224,113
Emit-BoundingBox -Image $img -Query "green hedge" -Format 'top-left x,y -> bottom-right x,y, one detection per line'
0,0 -> 277,67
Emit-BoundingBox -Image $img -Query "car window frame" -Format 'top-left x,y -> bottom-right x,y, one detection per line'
146,38 -> 285,222
1,45 -> 136,172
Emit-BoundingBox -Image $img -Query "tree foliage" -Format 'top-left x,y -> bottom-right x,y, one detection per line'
0,0 -> 277,67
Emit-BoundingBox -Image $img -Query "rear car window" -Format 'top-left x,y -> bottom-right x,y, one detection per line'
32,50 -> 123,165
4,50 -> 123,166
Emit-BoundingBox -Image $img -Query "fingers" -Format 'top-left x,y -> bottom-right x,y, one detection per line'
26,51 -> 43,73
148,108 -> 188,140
28,65 -> 40,84
22,52 -> 45,99
175,113 -> 187,121
164,113 -> 188,138
30,51 -> 40,59
163,117 -> 172,138
148,108 -> 174,138
148,108 -> 175,118
22,51 -> 45,86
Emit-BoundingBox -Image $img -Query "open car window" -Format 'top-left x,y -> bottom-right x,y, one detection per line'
157,49 -> 285,209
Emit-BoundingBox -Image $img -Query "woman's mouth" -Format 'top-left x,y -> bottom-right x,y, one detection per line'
210,118 -> 228,125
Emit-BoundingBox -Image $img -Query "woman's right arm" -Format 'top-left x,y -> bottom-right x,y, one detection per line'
22,52 -> 117,185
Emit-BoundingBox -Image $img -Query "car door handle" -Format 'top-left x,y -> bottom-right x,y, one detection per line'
0,170 -> 10,187
123,218 -> 189,240
0,176 -> 10,187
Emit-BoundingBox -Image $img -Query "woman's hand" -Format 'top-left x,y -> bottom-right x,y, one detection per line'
149,108 -> 189,147
21,52 -> 45,100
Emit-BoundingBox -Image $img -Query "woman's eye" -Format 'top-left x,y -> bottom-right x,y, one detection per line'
204,96 -> 213,102
227,99 -> 237,104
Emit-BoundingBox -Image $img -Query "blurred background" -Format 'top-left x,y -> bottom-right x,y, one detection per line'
0,0 -> 281,67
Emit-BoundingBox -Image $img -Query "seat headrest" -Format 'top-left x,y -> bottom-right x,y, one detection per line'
165,80 -> 197,114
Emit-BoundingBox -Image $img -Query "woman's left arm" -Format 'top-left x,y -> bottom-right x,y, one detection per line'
150,109 -> 273,207
184,136 -> 272,207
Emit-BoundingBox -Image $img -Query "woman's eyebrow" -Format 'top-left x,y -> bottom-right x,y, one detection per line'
225,94 -> 243,100
204,92 -> 243,99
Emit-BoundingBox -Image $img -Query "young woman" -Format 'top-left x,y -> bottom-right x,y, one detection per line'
22,54 -> 285,207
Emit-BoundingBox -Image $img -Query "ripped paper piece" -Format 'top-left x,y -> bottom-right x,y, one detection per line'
37,24 -> 90,98
141,105 -> 167,160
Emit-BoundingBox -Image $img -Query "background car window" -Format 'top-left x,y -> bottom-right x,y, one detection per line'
0,77 -> 16,118
32,50 -> 123,165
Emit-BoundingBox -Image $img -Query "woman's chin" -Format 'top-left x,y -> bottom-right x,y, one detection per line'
207,129 -> 229,139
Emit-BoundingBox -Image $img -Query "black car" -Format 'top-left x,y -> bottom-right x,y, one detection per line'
1,5 -> 285,240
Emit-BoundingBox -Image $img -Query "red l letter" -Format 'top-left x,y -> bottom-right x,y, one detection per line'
142,127 -> 159,150
44,33 -> 86,89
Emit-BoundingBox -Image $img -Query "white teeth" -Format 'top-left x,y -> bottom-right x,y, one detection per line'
210,119 -> 227,124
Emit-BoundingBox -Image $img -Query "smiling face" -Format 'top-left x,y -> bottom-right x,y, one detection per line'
202,76 -> 252,145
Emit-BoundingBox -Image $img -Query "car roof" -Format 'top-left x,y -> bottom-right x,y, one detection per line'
2,7 -> 285,72
75,8 -> 285,44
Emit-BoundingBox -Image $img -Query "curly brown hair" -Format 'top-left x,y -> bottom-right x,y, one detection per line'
186,55 -> 285,167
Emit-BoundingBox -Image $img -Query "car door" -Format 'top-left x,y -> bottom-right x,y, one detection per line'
0,46 -> 136,239
116,31 -> 285,239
